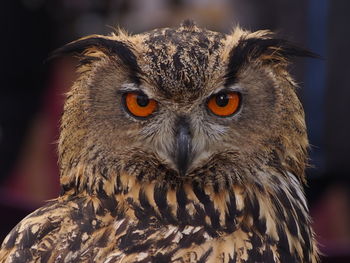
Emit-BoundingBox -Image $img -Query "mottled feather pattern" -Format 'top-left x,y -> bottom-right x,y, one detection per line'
0,21 -> 318,262
1,170 -> 315,262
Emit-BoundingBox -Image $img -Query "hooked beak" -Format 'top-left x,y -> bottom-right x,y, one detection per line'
174,116 -> 192,177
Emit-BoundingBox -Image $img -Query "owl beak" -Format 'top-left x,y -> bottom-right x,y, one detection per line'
175,117 -> 192,177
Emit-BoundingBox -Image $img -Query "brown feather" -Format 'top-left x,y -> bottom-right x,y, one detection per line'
0,21 -> 318,263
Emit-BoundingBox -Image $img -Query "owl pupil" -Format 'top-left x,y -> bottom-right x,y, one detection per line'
216,93 -> 229,107
136,94 -> 149,107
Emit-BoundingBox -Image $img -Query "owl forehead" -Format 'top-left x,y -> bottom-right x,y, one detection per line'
139,27 -> 226,101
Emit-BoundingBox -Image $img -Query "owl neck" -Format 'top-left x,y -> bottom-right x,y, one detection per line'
60,164 -> 314,261
60,164 -> 310,234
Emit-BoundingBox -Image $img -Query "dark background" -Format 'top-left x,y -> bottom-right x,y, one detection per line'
0,0 -> 349,262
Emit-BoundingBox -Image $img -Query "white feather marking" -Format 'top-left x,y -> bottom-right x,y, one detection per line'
182,226 -> 194,235
136,252 -> 149,260
288,172 -> 308,210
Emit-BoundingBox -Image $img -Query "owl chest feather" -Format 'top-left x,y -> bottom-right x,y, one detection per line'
100,174 -> 316,263
0,173 -> 316,263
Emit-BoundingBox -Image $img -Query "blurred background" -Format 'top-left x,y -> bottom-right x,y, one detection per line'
0,0 -> 349,262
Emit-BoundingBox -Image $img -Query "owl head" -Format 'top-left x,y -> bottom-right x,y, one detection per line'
54,21 -> 315,194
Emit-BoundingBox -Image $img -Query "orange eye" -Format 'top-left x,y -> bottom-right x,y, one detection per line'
124,92 -> 157,118
207,91 -> 241,117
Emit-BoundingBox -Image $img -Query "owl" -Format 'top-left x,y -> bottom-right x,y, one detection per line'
0,20 -> 318,263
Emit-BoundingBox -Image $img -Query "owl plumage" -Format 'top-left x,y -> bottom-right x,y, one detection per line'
0,20 -> 319,263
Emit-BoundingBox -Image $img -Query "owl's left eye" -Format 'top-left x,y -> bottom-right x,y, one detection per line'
123,92 -> 157,118
207,91 -> 241,117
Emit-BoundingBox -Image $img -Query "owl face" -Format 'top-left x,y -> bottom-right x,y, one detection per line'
56,22 -> 314,189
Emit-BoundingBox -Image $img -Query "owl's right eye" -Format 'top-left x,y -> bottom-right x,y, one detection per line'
123,92 -> 157,118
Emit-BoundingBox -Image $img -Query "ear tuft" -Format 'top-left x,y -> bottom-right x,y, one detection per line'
247,38 -> 319,62
225,36 -> 319,86
49,35 -> 130,60
48,35 -> 141,84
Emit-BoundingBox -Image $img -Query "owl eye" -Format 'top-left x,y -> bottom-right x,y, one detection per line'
124,92 -> 157,118
207,91 -> 241,117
